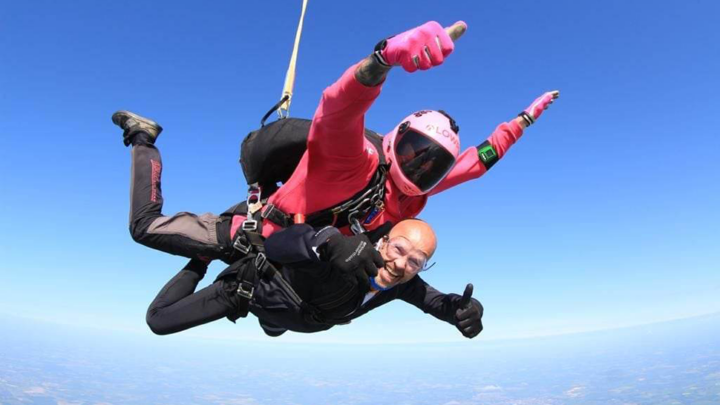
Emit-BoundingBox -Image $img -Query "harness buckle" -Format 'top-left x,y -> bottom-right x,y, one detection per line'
255,252 -> 267,272
242,219 -> 258,232
247,186 -> 262,205
247,186 -> 263,214
232,235 -> 251,255
236,282 -> 254,300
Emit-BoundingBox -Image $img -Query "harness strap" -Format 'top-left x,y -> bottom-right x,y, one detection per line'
233,160 -> 387,236
235,258 -> 257,300
261,203 -> 293,228
219,256 -> 255,320
232,227 -> 265,255
230,250 -> 280,319
229,234 -> 277,319
253,164 -> 387,235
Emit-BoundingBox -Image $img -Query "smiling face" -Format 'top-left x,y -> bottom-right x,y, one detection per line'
374,219 -> 437,289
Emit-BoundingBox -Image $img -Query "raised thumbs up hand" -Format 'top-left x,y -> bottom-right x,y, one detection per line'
373,21 -> 467,72
519,90 -> 560,126
454,283 -> 484,339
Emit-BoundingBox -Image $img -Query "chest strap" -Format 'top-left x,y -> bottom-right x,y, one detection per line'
261,163 -> 389,235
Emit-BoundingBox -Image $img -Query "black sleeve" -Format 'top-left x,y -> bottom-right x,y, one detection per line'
264,224 -> 340,265
396,276 -> 461,326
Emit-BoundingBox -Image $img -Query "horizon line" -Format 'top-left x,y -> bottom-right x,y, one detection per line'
2,310 -> 718,346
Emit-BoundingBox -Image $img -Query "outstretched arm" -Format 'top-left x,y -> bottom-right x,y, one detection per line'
306,61 -> 384,161
397,276 -> 459,324
307,21 -> 467,161
397,277 -> 483,338
430,91 -> 560,195
354,55 -> 392,87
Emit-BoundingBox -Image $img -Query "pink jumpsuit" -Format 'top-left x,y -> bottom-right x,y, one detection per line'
231,62 -> 525,238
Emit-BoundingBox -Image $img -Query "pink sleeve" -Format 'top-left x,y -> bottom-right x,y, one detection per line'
307,61 -> 383,160
429,120 -> 524,196
487,119 -> 524,159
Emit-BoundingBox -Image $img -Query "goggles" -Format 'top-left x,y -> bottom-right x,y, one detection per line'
383,236 -> 436,273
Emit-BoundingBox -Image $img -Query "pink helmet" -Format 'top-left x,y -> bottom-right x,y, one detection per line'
382,110 -> 460,196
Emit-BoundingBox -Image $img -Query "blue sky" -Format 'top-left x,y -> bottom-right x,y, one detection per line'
1,0 -> 719,344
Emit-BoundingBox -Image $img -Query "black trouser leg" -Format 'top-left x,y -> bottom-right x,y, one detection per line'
146,259 -> 239,335
129,143 -> 229,260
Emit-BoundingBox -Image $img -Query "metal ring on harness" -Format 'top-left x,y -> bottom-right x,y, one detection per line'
348,211 -> 365,235
247,187 -> 262,205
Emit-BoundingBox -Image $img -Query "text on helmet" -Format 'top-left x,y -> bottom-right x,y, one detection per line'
425,124 -> 459,150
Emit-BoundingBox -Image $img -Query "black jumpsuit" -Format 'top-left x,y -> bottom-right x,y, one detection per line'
146,224 -> 474,336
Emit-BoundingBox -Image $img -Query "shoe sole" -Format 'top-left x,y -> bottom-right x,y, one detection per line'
111,110 -> 163,138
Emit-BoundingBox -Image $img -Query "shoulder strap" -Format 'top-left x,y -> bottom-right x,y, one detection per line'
364,129 -> 387,166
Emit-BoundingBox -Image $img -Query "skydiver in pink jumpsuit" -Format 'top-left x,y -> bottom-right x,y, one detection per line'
113,20 -> 560,266
228,21 -> 559,237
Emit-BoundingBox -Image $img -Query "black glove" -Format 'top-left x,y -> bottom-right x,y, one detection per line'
320,232 -> 385,286
455,284 -> 484,339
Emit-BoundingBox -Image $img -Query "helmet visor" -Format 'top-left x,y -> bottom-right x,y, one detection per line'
395,129 -> 456,193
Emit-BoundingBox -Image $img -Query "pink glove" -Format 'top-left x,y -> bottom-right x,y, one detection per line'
519,90 -> 560,125
374,21 -> 464,73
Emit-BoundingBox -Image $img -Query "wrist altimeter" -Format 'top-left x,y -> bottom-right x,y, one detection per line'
477,140 -> 498,170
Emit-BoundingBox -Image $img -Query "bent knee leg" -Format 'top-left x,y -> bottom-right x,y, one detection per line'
129,217 -> 153,244
146,309 -> 174,336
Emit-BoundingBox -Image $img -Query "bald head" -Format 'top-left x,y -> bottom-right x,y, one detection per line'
388,219 -> 437,259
